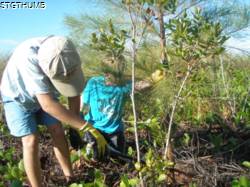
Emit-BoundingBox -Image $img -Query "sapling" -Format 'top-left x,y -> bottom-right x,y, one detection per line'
163,8 -> 228,159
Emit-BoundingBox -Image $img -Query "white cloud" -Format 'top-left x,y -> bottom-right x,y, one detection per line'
0,39 -> 18,46
225,38 -> 250,55
225,27 -> 250,55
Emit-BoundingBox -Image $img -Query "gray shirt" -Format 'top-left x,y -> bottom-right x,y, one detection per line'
1,37 -> 58,111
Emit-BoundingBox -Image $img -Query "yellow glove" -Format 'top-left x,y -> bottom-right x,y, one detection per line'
151,69 -> 165,83
80,123 -> 107,157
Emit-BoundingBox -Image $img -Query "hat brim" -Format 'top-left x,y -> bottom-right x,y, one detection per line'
50,67 -> 85,97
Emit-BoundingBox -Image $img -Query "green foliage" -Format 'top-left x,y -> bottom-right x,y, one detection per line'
173,54 -> 250,127
182,132 -> 191,146
5,161 -> 25,181
0,148 -> 25,186
135,149 -> 174,185
144,117 -> 165,147
64,15 -> 86,46
123,0 -> 177,14
208,134 -> 223,152
70,150 -> 80,164
229,67 -> 250,125
119,175 -> 139,187
10,180 -> 22,187
202,0 -> 250,35
242,161 -> 250,169
69,169 -> 106,187
231,176 -> 250,187
90,19 -> 129,84
166,8 -> 228,62
0,122 -> 9,137
189,182 -> 198,187
127,146 -> 136,157
69,183 -> 84,187
90,19 -> 128,60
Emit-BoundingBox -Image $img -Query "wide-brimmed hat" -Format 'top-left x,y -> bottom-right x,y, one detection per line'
38,36 -> 84,97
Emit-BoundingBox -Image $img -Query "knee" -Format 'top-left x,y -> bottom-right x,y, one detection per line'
49,124 -> 65,136
22,134 -> 39,151
49,124 -> 66,144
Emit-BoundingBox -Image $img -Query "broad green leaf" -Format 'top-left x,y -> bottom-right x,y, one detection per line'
128,178 -> 139,186
242,161 -> 250,168
231,179 -> 239,187
10,167 -> 20,179
120,175 -> 129,187
69,183 -> 84,187
120,181 -> 128,187
70,153 -> 79,163
239,176 -> 250,187
157,173 -> 167,182
127,146 -> 134,156
18,159 -> 25,173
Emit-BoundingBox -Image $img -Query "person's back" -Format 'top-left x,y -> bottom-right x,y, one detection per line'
81,74 -> 131,160
1,36 -> 57,111
82,76 -> 131,134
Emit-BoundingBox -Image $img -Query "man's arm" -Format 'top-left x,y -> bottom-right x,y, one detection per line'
36,93 -> 84,129
134,69 -> 165,91
134,80 -> 151,92
67,96 -> 84,149
36,93 -> 107,154
68,96 -> 80,115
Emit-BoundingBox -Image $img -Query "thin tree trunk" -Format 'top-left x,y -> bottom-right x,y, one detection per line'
131,30 -> 141,164
127,3 -> 141,167
158,7 -> 168,66
164,65 -> 192,159
127,5 -> 145,187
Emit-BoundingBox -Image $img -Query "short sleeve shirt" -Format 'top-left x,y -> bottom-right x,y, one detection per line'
0,37 -> 58,111
82,76 -> 131,133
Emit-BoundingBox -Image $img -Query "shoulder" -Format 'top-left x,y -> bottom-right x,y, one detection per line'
10,37 -> 45,61
16,37 -> 44,51
87,76 -> 104,84
120,80 -> 131,93
121,80 -> 131,87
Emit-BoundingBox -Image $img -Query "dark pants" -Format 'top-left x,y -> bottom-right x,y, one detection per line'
83,130 -> 125,160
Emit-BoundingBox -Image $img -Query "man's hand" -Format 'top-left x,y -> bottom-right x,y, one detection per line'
69,128 -> 83,150
135,80 -> 151,91
134,69 -> 165,92
80,123 -> 107,157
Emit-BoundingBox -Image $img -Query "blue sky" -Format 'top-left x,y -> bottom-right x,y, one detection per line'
0,0 -> 104,53
0,0 -> 249,55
